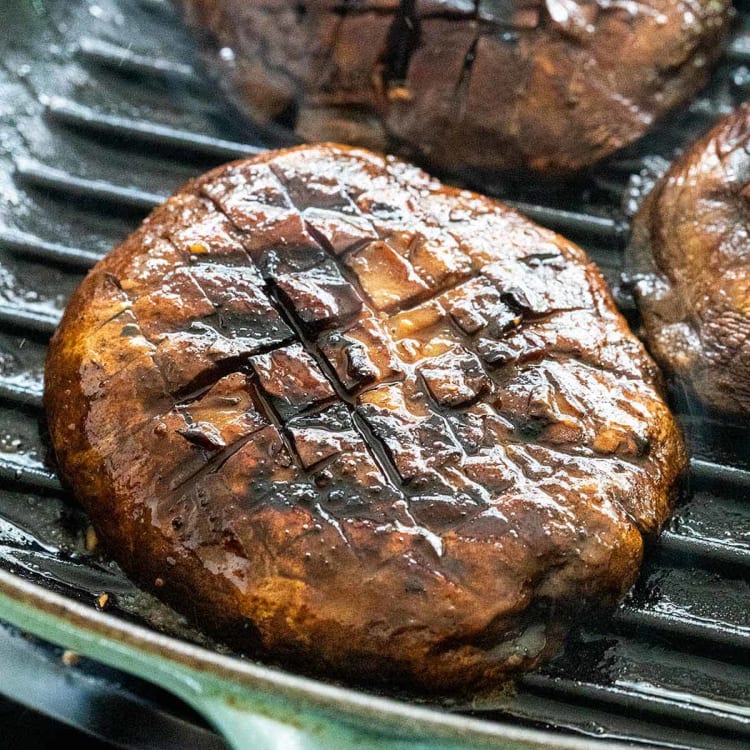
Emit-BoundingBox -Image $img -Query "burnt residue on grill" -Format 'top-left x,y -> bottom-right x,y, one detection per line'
0,0 -> 747,748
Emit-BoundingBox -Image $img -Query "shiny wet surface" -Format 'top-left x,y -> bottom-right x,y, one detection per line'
0,0 -> 747,748
45,141 -> 686,690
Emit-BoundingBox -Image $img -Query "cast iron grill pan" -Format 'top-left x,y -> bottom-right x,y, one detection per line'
0,0 -> 747,747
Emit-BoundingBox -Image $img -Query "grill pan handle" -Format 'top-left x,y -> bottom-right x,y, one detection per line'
0,569 -> 608,750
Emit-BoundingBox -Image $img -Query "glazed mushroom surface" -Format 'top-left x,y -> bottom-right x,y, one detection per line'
46,144 -> 687,689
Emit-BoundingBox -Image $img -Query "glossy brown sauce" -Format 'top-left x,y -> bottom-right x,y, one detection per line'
627,103 -> 750,416
45,144 -> 686,689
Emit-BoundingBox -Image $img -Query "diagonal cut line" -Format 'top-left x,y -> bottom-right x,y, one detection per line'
200,171 -> 414,497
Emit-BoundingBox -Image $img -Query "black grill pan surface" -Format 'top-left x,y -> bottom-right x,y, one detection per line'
0,1 -> 748,748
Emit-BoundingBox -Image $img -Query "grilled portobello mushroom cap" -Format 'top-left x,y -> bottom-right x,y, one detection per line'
173,0 -> 731,174
627,104 -> 750,416
45,144 -> 686,690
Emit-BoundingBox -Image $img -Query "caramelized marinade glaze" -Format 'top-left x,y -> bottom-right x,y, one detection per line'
46,145 -> 686,689
628,104 -> 750,416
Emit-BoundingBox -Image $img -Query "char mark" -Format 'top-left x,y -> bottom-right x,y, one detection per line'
383,0 -> 421,86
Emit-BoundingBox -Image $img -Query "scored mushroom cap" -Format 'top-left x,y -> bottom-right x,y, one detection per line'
45,144 -> 686,689
174,0 -> 732,173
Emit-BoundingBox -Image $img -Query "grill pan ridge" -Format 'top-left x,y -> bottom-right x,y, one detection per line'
0,0 -> 748,748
